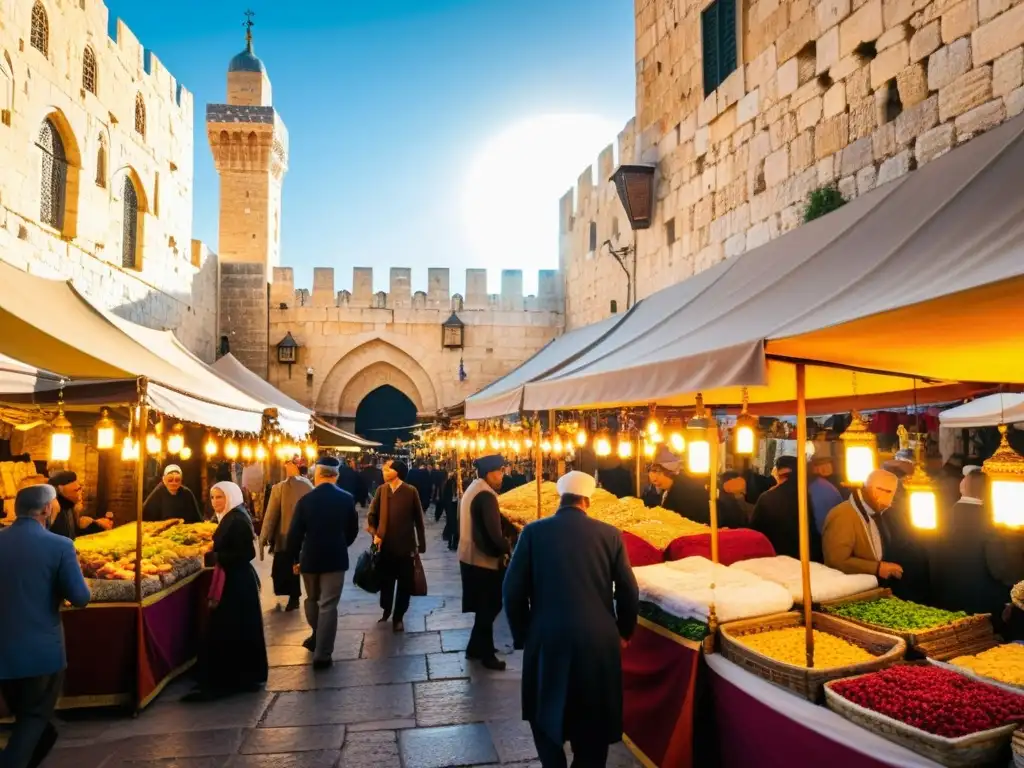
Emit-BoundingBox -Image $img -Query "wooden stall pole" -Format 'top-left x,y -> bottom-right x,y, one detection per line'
709,420 -> 720,565
795,363 -> 815,668
534,415 -> 543,520
134,378 -> 150,605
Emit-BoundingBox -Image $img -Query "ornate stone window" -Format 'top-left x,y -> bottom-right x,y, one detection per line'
95,134 -> 106,188
122,175 -> 139,269
134,93 -> 146,137
82,46 -> 97,94
30,2 -> 48,56
37,119 -> 67,231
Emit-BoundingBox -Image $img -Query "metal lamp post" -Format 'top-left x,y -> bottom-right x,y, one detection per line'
608,164 -> 656,309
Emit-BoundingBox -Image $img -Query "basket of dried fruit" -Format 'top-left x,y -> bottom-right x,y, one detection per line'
718,611 -> 906,702
825,664 -> 1024,767
1012,728 -> 1024,768
931,643 -> 1024,695
821,591 -> 994,652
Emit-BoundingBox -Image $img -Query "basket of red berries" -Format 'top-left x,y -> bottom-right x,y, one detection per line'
824,664 -> 1024,767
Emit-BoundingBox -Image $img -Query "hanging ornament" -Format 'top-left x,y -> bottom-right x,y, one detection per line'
686,395 -> 711,476
840,410 -> 877,486
204,434 -> 219,458
49,382 -> 73,462
145,433 -> 162,455
224,438 -> 240,460
95,409 -> 116,450
120,436 -> 139,461
734,388 -> 757,456
255,443 -> 267,461
166,424 -> 185,455
179,445 -> 193,461
984,425 -> 1024,528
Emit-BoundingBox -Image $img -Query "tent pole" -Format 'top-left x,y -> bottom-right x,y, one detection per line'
534,415 -> 542,521
796,363 -> 815,668
709,421 -> 720,565
634,433 -> 641,497
134,377 -> 149,605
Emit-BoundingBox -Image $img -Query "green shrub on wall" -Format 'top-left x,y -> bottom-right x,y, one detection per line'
803,185 -> 846,223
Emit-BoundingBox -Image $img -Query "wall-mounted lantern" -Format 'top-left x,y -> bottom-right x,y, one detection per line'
276,331 -> 299,377
610,164 -> 656,230
442,312 -> 465,349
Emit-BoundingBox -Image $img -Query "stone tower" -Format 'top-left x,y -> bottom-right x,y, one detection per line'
207,20 -> 288,378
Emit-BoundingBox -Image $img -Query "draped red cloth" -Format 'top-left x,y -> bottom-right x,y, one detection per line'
664,529 -> 775,565
620,531 -> 665,566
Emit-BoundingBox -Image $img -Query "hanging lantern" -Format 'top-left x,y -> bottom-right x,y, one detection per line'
49,391 -> 73,462
166,424 -> 185,455
840,410 -> 877,486
434,437 -> 446,452
95,409 -> 116,450
594,429 -> 612,458
734,388 -> 757,456
459,437 -> 470,451
255,443 -> 267,461
617,433 -> 633,459
224,439 -> 240,460
643,440 -> 656,458
476,437 -> 486,452
204,434 -> 219,458
120,436 -> 139,461
489,433 -> 500,450
904,440 -> 937,530
524,437 -> 534,450
510,440 -> 521,455
552,435 -> 564,456
241,443 -> 254,461
984,425 -> 1024,528
541,437 -> 552,455
576,427 -> 587,447
304,443 -> 317,460
146,432 -> 162,455
668,431 -> 686,453
180,446 -> 193,461
686,395 -> 711,476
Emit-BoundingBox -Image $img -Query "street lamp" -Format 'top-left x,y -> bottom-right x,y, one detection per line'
276,332 -> 299,378
607,164 -> 656,309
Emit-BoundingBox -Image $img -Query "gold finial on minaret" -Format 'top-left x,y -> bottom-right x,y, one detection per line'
243,9 -> 255,51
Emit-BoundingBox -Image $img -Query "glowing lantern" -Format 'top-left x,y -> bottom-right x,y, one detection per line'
524,437 -> 534,450
552,436 -> 564,456
617,435 -> 633,459
49,406 -> 73,462
305,443 -> 318,460
489,434 -> 500,450
643,440 -> 656,458
576,428 -> 587,447
459,437 -> 470,451
146,433 -> 162,455
255,443 -> 267,461
241,443 -> 254,461
594,430 -> 612,458
224,439 -> 240,460
686,395 -> 711,476
120,437 -> 139,461
903,440 -> 937,530
435,438 -> 446,452
734,390 -> 757,456
95,409 -> 116,450
204,435 -> 219,457
180,446 -> 193,461
669,431 -> 686,453
510,440 -> 521,455
840,411 -> 877,486
476,437 -> 487,452
166,425 -> 185,455
541,438 -> 552,455
984,425 -> 1024,528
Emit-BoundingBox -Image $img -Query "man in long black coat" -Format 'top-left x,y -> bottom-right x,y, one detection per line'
504,470 -> 639,768
750,455 -> 823,561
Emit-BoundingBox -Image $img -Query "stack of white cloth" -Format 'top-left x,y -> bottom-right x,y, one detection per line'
633,556 -> 794,624
730,556 -> 878,603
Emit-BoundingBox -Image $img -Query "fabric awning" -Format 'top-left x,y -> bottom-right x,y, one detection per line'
209,353 -> 313,440
464,312 -> 626,419
313,416 -> 381,449
521,113 -> 1024,413
939,393 -> 1024,429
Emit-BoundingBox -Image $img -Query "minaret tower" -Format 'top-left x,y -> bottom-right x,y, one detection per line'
208,11 -> 288,378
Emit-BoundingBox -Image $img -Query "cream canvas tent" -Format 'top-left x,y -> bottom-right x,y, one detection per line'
939,393 -> 1024,429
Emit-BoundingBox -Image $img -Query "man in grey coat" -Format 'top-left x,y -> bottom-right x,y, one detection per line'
260,457 -> 313,611
504,471 -> 639,768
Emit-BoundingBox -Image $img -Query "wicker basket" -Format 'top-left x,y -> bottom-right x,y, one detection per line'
717,611 -> 906,702
824,676 -> 1018,767
1011,729 -> 1024,768
929,656 -> 1024,696
919,633 -> 1003,662
815,586 -> 891,610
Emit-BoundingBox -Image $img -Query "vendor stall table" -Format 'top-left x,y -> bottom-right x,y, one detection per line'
704,654 -> 943,768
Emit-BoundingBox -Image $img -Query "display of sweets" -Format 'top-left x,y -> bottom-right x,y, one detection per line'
75,519 -> 216,581
624,517 -> 709,549
951,644 -> 1024,687
830,665 -> 1024,737
499,481 -> 561,526
736,626 -> 874,668
825,596 -> 969,631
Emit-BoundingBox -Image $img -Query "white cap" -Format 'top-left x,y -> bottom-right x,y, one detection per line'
963,464 -> 982,477
653,445 -> 682,473
556,470 -> 597,499
163,464 -> 183,477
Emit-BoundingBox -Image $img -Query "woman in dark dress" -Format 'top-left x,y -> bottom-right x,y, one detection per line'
184,481 -> 268,702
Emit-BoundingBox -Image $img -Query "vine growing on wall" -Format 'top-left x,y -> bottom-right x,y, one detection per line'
803,184 -> 847,223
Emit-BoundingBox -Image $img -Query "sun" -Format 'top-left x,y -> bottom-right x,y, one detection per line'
462,114 -> 620,292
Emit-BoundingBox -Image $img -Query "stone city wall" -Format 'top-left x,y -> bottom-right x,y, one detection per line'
561,0 -> 1024,328
265,266 -> 565,417
0,0 -> 217,359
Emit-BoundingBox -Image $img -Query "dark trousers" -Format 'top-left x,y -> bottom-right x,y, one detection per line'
378,550 -> 414,622
467,604 -> 500,659
0,671 -> 64,768
530,721 -> 609,768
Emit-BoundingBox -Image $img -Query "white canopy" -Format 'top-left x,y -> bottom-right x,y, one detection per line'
939,393 -> 1024,429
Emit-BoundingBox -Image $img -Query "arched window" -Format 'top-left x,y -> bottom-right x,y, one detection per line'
122,175 -> 139,268
37,119 -> 67,230
95,134 -> 106,188
134,93 -> 145,137
82,46 -> 97,94
30,2 -> 48,56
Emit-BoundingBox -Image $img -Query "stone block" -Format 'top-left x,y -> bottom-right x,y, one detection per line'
884,0 -> 917,28
797,95 -> 825,131
879,23 -> 912,51
838,174 -> 858,199
841,0 -> 885,57
710,106 -> 738,144
849,97 -> 880,139
847,63 -> 873,98
1007,85 -> 1024,115
770,112 -> 798,150
823,83 -> 848,120
873,122 -> 898,158
895,93 -> 940,143
779,12 -> 818,62
915,122 -> 956,163
748,45 -> 779,90
877,148 -> 913,183
750,130 -> 773,165
695,126 -> 710,156
819,0 -> 853,32
720,70 -> 746,109
791,129 -> 817,170
840,136 -> 875,174
972,2 -> 1024,65
698,92 -> 719,126
816,113 -> 851,157
856,163 -> 878,193
897,62 -> 931,105
818,155 -> 838,183
765,147 -> 791,187
818,27 -> 842,75
778,58 -> 801,97
737,88 -> 761,125
911,22 -> 943,62
832,53 -> 865,80
928,37 -> 973,89
938,65 -> 993,119
979,0 -> 1012,23
943,0 -> 979,43
992,47 -> 1024,95
871,41 -> 911,87
954,97 -> 1006,136
312,267 -> 336,307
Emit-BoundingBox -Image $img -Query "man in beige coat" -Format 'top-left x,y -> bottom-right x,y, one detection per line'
822,469 -> 904,581
260,458 -> 313,610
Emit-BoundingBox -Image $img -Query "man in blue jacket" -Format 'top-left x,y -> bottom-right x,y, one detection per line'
0,484 -> 91,768
288,456 -> 360,670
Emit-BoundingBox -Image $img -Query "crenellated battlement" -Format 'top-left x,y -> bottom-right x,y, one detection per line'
101,16 -> 193,116
558,118 -> 638,236
270,267 -> 563,313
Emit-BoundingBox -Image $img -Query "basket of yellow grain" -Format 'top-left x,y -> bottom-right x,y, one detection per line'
930,643 -> 1024,695
718,611 -> 907,702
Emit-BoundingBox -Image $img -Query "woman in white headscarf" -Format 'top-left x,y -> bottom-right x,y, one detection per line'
183,481 -> 268,701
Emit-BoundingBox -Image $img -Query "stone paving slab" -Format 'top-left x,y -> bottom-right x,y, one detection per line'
261,684 -> 415,727
339,730 -> 401,766
399,723 -> 499,768
360,631 -> 443,659
265,655 -> 428,692
111,728 -> 246,760
239,725 -> 345,754
413,679 -> 522,727
226,750 -> 340,768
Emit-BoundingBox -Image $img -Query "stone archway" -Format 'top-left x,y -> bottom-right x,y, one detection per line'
316,338 -> 440,417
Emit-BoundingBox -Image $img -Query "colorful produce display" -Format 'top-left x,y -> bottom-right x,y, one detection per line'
731,556 -> 877,603
950,644 -> 1024,687
735,627 -> 875,669
829,665 -> 1024,737
825,596 -> 969,631
499,481 -> 560,526
638,601 -> 709,642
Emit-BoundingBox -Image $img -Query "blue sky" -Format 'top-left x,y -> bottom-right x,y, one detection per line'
106,0 -> 635,295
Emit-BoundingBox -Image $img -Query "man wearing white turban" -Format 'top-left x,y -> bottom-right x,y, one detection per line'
504,471 -> 639,768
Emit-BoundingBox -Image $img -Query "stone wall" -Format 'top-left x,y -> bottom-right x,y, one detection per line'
265,267 -> 565,416
561,0 -> 1024,328
0,0 -> 217,359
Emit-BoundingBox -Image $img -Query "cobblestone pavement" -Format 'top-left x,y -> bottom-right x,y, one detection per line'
29,512 -> 641,768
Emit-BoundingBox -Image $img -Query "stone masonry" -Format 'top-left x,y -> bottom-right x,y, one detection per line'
0,0 -> 218,359
560,0 -> 1024,328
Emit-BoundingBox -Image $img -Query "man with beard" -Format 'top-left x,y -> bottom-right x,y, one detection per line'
823,469 -> 904,582
47,471 -> 111,540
